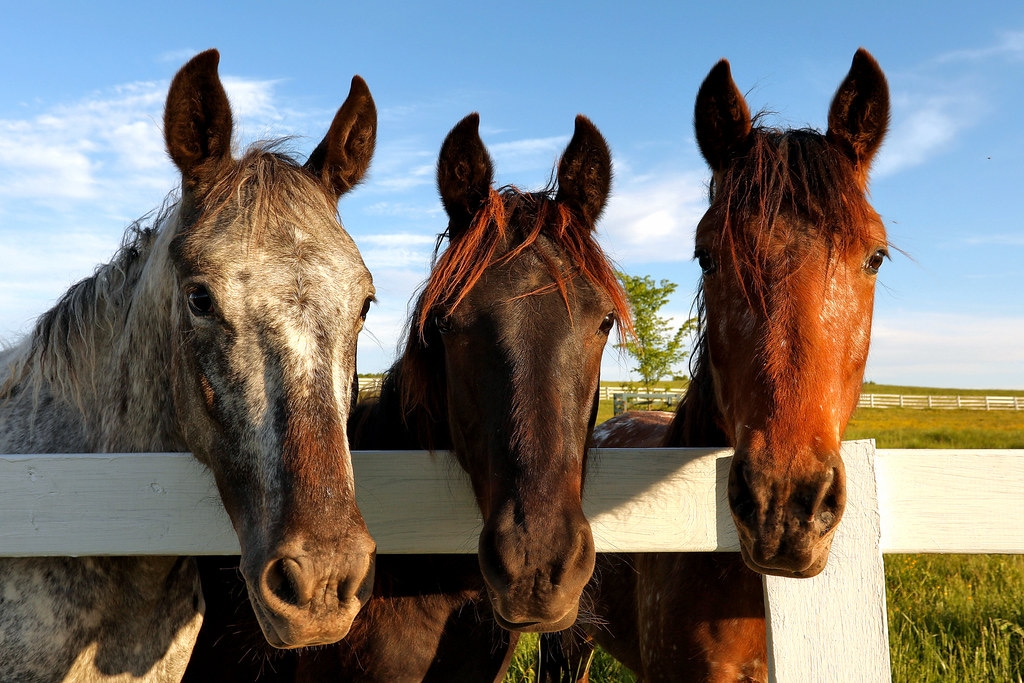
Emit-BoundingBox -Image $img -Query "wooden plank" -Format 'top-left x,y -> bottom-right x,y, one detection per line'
876,449 -> 1024,553
0,448 -> 736,556
585,448 -> 737,552
764,440 -> 891,683
4,446 -> 1024,557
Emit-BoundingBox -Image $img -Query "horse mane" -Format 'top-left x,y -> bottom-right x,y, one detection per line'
392,185 -> 632,447
663,292 -> 728,448
708,122 -> 880,303
0,206 -> 173,408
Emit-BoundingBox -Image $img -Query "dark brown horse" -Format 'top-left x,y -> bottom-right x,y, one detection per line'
185,113 -> 632,681
542,48 -> 891,682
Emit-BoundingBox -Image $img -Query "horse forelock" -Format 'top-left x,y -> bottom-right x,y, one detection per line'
177,143 -> 343,258
414,186 -> 632,343
708,125 -> 882,306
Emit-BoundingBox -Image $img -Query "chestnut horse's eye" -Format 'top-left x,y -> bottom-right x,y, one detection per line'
598,312 -> 616,335
865,248 -> 888,275
694,247 -> 717,275
186,285 -> 215,317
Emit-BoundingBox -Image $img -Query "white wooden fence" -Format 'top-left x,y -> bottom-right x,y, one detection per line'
3,443 -> 1023,681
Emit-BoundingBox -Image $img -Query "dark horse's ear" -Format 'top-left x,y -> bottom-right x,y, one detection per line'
164,49 -> 234,190
826,48 -> 889,179
437,113 -> 494,240
555,115 -> 612,227
305,75 -> 378,200
694,59 -> 752,173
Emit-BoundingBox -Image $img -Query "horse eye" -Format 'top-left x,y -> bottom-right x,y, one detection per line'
865,248 -> 888,275
598,312 -> 615,335
186,285 -> 215,317
359,297 -> 372,321
694,247 -> 717,275
434,314 -> 452,335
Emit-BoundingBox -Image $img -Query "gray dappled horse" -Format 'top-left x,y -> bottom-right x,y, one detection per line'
0,50 -> 377,681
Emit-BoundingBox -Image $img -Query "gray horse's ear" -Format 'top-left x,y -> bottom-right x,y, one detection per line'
164,49 -> 234,190
694,59 -> 752,173
555,115 -> 612,227
305,75 -> 377,200
827,48 -> 889,180
437,113 -> 494,240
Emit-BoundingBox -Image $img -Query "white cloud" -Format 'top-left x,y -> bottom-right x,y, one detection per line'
598,169 -> 708,263
935,30 -> 1024,65
489,135 -> 569,174
873,94 -> 980,178
866,311 -> 1024,389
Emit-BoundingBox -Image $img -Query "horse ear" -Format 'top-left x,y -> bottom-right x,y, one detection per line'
694,59 -> 752,173
305,75 -> 378,200
164,49 -> 233,189
826,48 -> 889,176
555,115 -> 612,227
437,113 -> 494,239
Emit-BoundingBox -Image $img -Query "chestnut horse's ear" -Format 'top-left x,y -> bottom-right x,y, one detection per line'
826,48 -> 890,176
437,113 -> 494,239
694,59 -> 752,173
555,115 -> 612,227
305,75 -> 378,200
164,49 -> 233,190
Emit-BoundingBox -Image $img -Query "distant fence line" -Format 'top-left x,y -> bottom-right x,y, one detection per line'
356,379 -> 1024,412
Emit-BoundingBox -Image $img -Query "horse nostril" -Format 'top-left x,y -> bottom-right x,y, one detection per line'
264,557 -> 312,608
729,461 -> 757,526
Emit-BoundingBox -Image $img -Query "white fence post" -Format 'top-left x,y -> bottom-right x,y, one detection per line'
763,441 -> 891,683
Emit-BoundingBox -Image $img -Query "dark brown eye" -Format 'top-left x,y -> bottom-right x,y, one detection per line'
359,297 -> 372,321
598,312 -> 615,335
865,248 -> 888,275
186,285 -> 215,317
694,247 -> 716,274
433,313 -> 452,335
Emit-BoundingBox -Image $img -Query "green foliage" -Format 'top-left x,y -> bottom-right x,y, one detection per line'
616,271 -> 697,393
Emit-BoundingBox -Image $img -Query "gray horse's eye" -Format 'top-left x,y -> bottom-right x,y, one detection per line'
359,297 -> 372,321
186,285 -> 215,317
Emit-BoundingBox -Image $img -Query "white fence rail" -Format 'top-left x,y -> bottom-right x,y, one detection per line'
3,444 -> 1024,681
359,379 -> 1024,410
859,393 -> 1024,410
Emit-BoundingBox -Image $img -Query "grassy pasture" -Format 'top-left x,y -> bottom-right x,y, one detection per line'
503,385 -> 1024,682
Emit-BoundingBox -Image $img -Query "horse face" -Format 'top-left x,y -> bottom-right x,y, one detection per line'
440,236 -> 613,632
427,113 -> 622,631
164,50 -> 377,647
694,50 -> 889,577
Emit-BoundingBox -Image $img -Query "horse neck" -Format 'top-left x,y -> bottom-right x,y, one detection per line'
349,358 -> 452,451
12,209 -> 185,452
664,336 -> 729,449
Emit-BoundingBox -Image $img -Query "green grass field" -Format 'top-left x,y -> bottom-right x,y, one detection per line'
503,383 -> 1024,682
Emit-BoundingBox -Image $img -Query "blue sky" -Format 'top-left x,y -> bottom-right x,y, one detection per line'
1,2 -> 1022,389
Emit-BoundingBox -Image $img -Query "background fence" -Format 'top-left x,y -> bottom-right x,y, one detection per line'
3,444 -> 1023,681
358,378 -> 1024,411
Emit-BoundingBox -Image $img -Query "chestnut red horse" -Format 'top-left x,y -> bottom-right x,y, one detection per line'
542,48 -> 891,682
185,113 -> 632,681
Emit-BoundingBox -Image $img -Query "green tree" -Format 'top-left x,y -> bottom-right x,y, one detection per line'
617,271 -> 697,394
